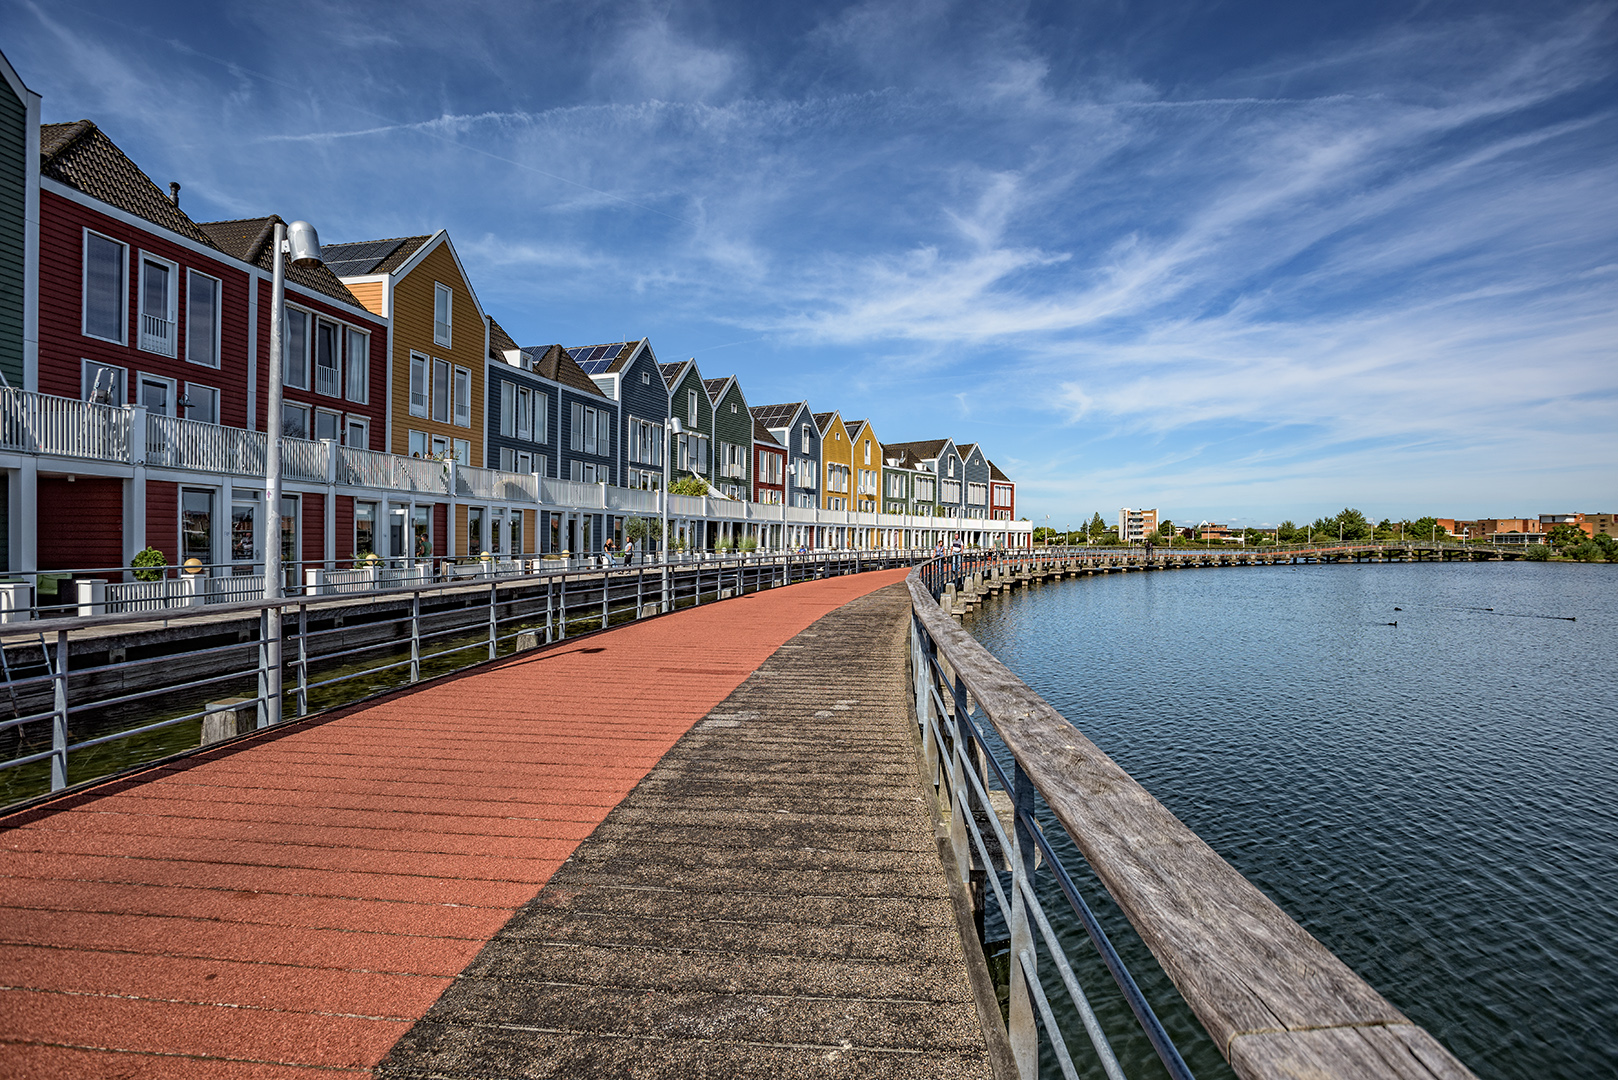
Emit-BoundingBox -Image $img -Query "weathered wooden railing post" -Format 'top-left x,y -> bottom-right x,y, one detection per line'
1008,760 -> 1039,1078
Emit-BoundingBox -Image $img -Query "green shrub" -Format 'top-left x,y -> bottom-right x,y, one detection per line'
740,535 -> 759,553
131,546 -> 167,582
668,474 -> 710,497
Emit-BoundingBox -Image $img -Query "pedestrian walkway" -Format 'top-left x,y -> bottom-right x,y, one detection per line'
0,568 -> 989,1077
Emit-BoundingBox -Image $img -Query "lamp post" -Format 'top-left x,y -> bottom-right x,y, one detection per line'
262,220 -> 323,728
660,415 -> 684,610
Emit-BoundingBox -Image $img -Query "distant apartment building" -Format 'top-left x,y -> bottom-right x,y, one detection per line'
1118,507 -> 1158,543
1196,521 -> 1232,541
1540,512 -> 1617,538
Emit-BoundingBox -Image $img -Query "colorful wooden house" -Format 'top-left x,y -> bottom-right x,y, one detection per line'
884,439 -> 965,524
0,48 -> 38,572
989,460 -> 1016,521
324,231 -> 485,466
751,418 -> 786,505
845,419 -> 882,515
955,442 -> 991,521
703,375 -> 752,501
813,410 -> 852,514
659,359 -> 714,488
571,339 -> 669,492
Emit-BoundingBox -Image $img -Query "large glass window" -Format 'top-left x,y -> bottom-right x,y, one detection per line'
499,381 -> 515,437
411,505 -> 432,559
345,417 -> 368,448
138,256 -> 177,356
467,507 -> 484,554
345,327 -> 368,403
186,271 -> 220,367
281,495 -> 299,572
433,283 -> 452,346
138,374 -> 173,416
181,488 -> 213,566
282,402 -> 310,441
230,489 -> 258,565
184,382 -> 219,425
432,359 -> 451,423
409,354 -> 428,417
283,308 -> 310,389
315,319 -> 341,396
314,409 -> 340,442
453,366 -> 471,427
517,387 -> 533,441
534,392 -> 548,443
354,501 -> 377,558
81,360 -> 126,405
83,231 -> 127,343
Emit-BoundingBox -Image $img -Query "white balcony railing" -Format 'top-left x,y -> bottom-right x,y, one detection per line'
281,437 -> 330,483
457,464 -> 538,503
140,312 -> 176,356
721,462 -> 746,479
336,446 -> 449,495
0,389 -> 129,462
540,478 -> 605,508
146,414 -> 266,475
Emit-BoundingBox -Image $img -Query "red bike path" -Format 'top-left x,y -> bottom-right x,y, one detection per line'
0,567 -> 912,1078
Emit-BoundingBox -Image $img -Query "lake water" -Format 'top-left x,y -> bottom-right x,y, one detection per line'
963,560 -> 1617,1080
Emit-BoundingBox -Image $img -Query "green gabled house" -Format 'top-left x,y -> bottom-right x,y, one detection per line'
659,359 -> 714,487
0,49 -> 40,573
703,374 -> 752,501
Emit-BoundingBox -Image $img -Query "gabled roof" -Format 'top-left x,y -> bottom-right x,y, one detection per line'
41,120 -> 214,245
196,216 -> 368,307
320,236 -> 431,277
885,438 -> 952,461
518,344 -> 610,399
659,360 -> 699,390
752,418 -> 785,448
702,376 -> 730,404
488,318 -> 520,359
751,402 -> 809,430
846,418 -> 872,442
884,446 -> 929,470
957,442 -> 981,461
988,460 -> 1012,482
812,411 -> 839,434
564,339 -> 652,375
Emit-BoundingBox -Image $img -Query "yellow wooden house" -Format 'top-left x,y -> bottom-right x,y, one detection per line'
323,231 -> 488,465
813,410 -> 853,512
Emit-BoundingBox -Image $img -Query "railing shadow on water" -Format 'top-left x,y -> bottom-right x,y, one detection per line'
0,549 -> 920,810
907,551 -> 1480,1080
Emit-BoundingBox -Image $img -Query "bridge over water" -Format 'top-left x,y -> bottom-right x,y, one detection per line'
0,550 -> 1482,1079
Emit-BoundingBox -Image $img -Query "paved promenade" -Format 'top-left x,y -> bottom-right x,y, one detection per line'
0,569 -> 991,1077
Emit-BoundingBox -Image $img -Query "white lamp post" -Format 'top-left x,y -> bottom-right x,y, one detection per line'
661,415 -> 684,610
262,219 -> 323,728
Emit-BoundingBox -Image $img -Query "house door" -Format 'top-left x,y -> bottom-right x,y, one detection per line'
231,489 -> 260,575
180,488 -> 213,570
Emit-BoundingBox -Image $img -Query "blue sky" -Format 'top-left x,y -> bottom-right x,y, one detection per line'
6,0 -> 1615,528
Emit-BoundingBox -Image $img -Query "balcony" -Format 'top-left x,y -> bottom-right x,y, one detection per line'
721,462 -> 747,479
139,312 -> 176,356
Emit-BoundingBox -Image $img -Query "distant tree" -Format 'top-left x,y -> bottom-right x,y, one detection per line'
1276,520 -> 1298,543
1157,519 -> 1175,538
1522,544 -> 1550,561
1088,512 -> 1108,539
1407,516 -> 1448,543
1333,508 -> 1372,542
1547,524 -> 1587,555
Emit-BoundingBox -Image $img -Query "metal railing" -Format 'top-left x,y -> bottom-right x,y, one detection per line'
0,549 -> 925,811
0,389 -> 130,462
906,553 -> 1477,1080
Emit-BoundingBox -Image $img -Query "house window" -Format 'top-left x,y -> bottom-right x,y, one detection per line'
138,254 -> 178,356
185,270 -> 220,367
453,366 -> 472,426
433,283 -> 453,346
314,408 -> 341,442
315,319 -> 341,396
346,417 -> 369,448
81,359 -> 126,405
516,450 -> 532,473
430,434 -> 450,457
968,482 -> 988,506
467,507 -> 484,553
136,373 -> 174,416
499,382 -> 515,437
354,501 -> 377,558
83,231 -> 128,343
499,447 -> 515,472
345,328 -> 368,404
283,308 -> 310,390
597,408 -> 611,456
453,438 -> 470,464
282,402 -> 310,440
517,387 -> 533,441
432,358 -> 451,422
184,383 -> 219,424
641,371 -> 650,385
408,429 -> 428,457
863,441 -> 871,466
409,353 -> 429,417
534,392 -> 548,443
947,458 -> 956,478
801,424 -> 810,453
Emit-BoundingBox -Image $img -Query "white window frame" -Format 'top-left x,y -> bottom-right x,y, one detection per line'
453,365 -> 472,427
283,306 -> 311,390
409,353 -> 429,418
81,359 -> 127,405
345,327 -> 369,404
345,416 -> 369,448
135,371 -> 176,417
185,269 -> 222,368
282,401 -> 311,441
313,407 -> 342,443
453,438 -> 470,464
516,450 -> 533,473
82,230 -> 129,345
499,447 -> 516,472
688,388 -> 698,426
534,391 -> 549,443
408,429 -> 428,458
432,358 -> 451,423
137,251 -> 179,357
313,318 -> 342,397
499,381 -> 515,438
183,381 -> 219,425
433,283 -> 453,347
800,424 -> 811,453
517,387 -> 533,441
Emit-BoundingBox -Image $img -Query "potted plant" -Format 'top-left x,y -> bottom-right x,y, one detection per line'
131,546 -> 167,582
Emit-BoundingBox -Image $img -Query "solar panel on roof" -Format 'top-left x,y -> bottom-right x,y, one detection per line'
322,237 -> 404,277
604,343 -> 625,360
577,358 -> 613,374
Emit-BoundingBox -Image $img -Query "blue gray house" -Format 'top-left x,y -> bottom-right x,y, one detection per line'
573,338 -> 671,491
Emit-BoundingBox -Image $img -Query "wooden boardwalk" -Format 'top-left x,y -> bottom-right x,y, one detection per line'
0,569 -> 991,1078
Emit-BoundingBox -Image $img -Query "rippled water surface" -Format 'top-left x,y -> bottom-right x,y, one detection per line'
964,560 -> 1617,1080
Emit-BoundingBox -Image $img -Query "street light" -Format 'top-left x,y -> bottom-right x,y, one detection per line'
261,219 -> 322,729
661,415 -> 684,610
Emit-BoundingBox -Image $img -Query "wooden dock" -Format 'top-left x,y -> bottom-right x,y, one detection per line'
0,568 -> 993,1077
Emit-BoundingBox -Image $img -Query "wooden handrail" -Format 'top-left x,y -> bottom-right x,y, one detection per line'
906,565 -> 1476,1080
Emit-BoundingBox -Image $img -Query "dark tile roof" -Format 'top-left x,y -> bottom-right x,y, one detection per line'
884,438 -> 951,460
702,376 -> 731,404
606,338 -> 651,373
957,442 -> 979,460
988,460 -> 1012,482
196,216 -> 368,308
752,418 -> 785,448
521,344 -> 608,399
812,411 -> 840,434
751,402 -> 807,429
488,318 -> 520,359
321,235 -> 431,277
40,120 -> 214,245
884,447 -> 924,469
658,361 -> 692,389
846,418 -> 870,442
